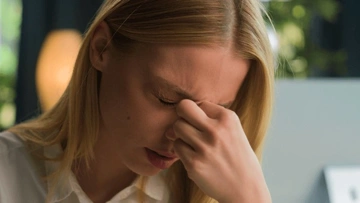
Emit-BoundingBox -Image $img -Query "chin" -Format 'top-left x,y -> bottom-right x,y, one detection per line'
130,159 -> 179,177
131,164 -> 162,177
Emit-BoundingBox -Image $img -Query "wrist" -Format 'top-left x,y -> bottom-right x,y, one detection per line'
219,183 -> 272,203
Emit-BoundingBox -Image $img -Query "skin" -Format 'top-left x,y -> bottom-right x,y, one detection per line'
79,22 -> 271,203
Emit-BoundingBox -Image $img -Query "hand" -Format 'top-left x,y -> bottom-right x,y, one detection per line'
169,99 -> 271,203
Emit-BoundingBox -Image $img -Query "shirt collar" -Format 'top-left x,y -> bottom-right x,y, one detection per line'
136,170 -> 169,201
44,144 -> 73,202
105,172 -> 169,202
44,144 -> 169,202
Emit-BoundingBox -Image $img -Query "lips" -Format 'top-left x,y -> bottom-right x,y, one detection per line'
154,150 -> 178,159
145,148 -> 178,169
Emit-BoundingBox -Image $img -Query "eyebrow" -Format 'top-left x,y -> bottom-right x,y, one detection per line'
153,75 -> 233,108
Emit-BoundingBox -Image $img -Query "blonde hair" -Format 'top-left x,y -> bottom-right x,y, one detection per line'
9,0 -> 274,202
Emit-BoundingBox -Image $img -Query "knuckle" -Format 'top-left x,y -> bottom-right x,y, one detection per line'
203,122 -> 214,135
216,109 -> 227,119
202,145 -> 214,158
228,110 -> 239,120
221,110 -> 238,126
206,124 -> 217,136
196,142 -> 207,154
205,123 -> 222,146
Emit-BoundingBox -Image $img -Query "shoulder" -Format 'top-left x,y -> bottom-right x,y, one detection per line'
0,131 -> 34,170
0,131 -> 47,202
0,131 -> 26,155
0,131 -> 45,176
0,131 -> 44,169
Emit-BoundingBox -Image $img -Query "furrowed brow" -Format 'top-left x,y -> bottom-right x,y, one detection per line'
153,75 -> 233,108
154,76 -> 194,99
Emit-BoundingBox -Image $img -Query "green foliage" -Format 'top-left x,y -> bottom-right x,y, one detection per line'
265,0 -> 347,78
0,0 -> 21,130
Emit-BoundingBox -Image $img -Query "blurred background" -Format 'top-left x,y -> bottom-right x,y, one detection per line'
0,0 -> 359,202
0,0 -> 20,130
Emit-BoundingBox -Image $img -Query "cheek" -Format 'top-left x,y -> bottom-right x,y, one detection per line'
98,73 -> 175,141
126,92 -> 178,140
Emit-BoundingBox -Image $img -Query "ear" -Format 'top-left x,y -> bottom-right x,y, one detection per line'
89,21 -> 113,72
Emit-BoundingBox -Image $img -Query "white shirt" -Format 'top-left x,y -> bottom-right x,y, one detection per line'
0,131 -> 170,203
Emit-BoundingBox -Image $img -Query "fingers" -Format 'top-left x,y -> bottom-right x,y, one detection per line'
173,138 -> 195,168
176,99 -> 226,130
197,100 -> 224,119
197,100 -> 240,127
172,118 -> 206,152
176,98 -> 240,129
175,99 -> 209,130
176,99 -> 231,129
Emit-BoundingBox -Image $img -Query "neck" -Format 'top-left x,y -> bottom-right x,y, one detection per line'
73,142 -> 137,202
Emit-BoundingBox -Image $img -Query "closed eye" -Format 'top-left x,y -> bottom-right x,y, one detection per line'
158,98 -> 177,106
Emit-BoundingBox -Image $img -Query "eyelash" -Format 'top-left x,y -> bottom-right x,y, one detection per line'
158,97 -> 177,106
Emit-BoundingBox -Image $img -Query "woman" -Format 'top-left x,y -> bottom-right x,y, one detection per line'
1,0 -> 274,202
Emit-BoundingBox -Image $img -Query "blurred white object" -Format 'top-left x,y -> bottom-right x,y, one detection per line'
324,166 -> 360,203
267,26 -> 279,56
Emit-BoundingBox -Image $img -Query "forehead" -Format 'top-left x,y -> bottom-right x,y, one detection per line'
136,44 -> 250,104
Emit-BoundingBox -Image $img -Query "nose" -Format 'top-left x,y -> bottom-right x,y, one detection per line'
163,109 -> 179,141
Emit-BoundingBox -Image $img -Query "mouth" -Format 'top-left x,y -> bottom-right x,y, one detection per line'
145,148 -> 178,169
154,150 -> 178,159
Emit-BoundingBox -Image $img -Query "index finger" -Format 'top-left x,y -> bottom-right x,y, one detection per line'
197,100 -> 225,119
175,99 -> 210,131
